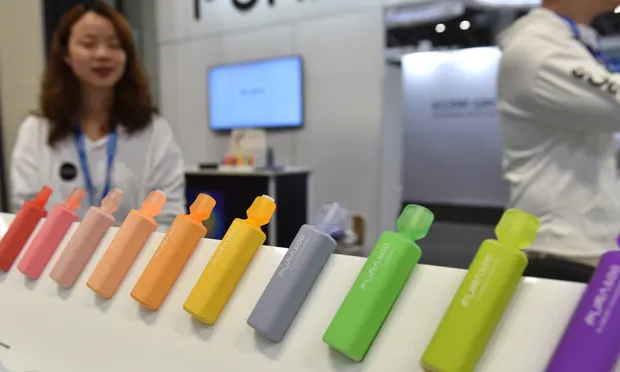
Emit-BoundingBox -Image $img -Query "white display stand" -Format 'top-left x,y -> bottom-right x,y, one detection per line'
0,213 -> 607,372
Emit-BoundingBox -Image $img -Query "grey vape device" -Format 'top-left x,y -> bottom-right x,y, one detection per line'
247,201 -> 348,342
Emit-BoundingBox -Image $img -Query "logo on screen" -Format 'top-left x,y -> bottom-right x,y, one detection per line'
240,87 -> 265,96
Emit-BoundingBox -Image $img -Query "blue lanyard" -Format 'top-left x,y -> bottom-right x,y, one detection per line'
75,127 -> 117,206
560,16 -> 620,73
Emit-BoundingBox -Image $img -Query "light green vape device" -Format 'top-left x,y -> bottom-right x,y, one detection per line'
421,209 -> 540,372
323,204 -> 434,362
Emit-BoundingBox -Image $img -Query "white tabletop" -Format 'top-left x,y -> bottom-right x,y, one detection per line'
0,213 -> 600,372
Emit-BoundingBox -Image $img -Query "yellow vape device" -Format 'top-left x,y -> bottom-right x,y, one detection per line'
183,195 -> 276,325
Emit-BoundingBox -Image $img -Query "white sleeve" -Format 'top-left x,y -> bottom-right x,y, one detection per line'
528,44 -> 620,132
145,117 -> 186,228
10,116 -> 43,212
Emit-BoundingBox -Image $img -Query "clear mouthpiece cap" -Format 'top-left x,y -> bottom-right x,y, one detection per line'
247,195 -> 276,226
101,189 -> 123,213
495,209 -> 540,249
314,201 -> 348,235
141,190 -> 166,218
397,204 -> 434,241
32,185 -> 53,208
189,193 -> 216,223
64,188 -> 86,211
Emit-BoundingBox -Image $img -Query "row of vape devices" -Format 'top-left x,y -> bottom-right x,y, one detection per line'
0,186 -> 617,371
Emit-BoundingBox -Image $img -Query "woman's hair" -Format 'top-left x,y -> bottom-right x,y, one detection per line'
39,0 -> 156,146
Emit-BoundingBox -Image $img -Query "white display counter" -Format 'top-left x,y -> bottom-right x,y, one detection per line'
0,213 -> 606,372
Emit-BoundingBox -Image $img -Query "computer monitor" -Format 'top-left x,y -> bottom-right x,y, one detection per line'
208,56 -> 304,131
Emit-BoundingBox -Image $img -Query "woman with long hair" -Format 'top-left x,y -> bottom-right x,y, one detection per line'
11,1 -> 185,227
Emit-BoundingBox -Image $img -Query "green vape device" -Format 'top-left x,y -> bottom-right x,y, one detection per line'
421,209 -> 540,372
323,204 -> 434,362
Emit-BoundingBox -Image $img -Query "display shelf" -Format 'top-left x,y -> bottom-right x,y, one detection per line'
0,213 -> 604,372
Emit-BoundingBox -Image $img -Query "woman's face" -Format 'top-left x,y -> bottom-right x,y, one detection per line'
65,12 -> 126,90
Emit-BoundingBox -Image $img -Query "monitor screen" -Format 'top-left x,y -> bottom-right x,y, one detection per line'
208,56 -> 304,131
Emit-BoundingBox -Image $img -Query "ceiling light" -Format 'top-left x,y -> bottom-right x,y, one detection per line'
435,23 -> 446,33
615,6 -> 620,13
460,20 -> 471,30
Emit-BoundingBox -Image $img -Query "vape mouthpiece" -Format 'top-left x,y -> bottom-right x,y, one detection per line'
315,201 -> 348,235
246,195 -> 276,226
141,190 -> 166,218
189,193 -> 216,223
495,209 -> 540,249
101,189 -> 123,213
396,204 -> 434,241
64,188 -> 86,211
32,185 -> 53,208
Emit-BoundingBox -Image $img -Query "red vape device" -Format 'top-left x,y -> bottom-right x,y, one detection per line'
0,186 -> 53,272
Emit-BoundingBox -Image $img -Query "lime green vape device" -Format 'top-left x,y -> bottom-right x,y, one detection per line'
421,209 -> 540,372
323,204 -> 434,362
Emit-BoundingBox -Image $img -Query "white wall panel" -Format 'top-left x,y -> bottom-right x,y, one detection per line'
155,0 -> 191,42
157,1 -> 390,250
156,0 -> 443,43
402,47 -> 508,207
0,0 -> 46,210
158,43 -> 180,139
188,0 -> 380,37
176,38 -> 222,164
382,0 -> 452,6
216,25 -> 297,164
293,10 -> 384,246
380,65 -> 404,233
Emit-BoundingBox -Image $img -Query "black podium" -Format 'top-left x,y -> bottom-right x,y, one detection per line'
185,166 -> 311,248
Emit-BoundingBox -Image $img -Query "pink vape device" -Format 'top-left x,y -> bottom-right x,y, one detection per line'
49,189 -> 122,288
18,188 -> 85,280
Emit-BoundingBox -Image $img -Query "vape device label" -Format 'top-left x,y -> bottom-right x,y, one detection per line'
278,234 -> 307,278
153,223 -> 178,259
461,253 -> 498,308
360,243 -> 393,291
584,264 -> 620,334
210,227 -> 237,265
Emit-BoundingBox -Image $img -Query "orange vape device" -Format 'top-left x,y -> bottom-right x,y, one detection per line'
130,194 -> 215,311
87,191 -> 166,299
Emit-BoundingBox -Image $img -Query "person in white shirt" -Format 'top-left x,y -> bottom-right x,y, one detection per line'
11,1 -> 185,228
498,0 -> 620,282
